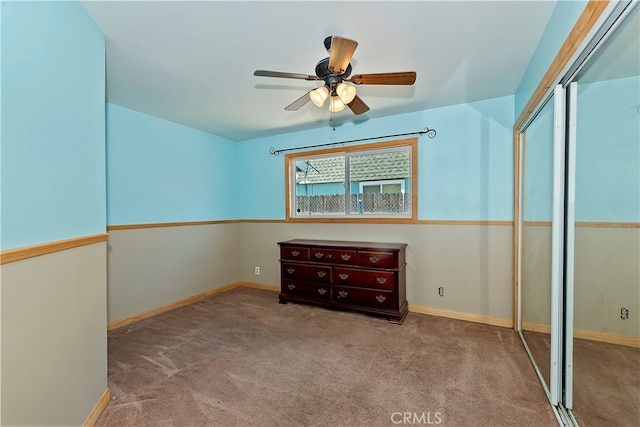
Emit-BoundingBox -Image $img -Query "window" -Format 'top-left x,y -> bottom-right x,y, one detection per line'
286,138 -> 417,221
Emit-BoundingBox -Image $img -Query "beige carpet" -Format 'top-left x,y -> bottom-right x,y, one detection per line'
522,330 -> 640,427
97,287 -> 558,426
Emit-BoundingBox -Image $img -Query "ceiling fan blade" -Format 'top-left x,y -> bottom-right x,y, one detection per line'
254,70 -> 319,81
350,72 -> 417,85
347,95 -> 370,115
328,36 -> 358,75
285,90 -> 313,111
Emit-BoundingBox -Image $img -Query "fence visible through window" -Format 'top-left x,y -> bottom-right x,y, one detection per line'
296,192 -> 410,215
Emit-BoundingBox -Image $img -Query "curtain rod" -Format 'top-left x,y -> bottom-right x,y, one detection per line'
268,127 -> 437,155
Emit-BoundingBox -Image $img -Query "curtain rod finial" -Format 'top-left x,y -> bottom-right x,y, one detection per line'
423,127 -> 437,138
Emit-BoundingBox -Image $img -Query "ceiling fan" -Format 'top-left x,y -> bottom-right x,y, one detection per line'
254,36 -> 417,115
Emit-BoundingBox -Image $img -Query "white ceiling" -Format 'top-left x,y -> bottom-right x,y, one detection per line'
81,0 -> 558,141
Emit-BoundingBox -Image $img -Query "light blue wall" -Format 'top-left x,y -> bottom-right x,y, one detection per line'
515,0 -> 588,119
575,76 -> 640,222
0,1 -> 105,250
420,96 -> 514,220
522,76 -> 640,223
518,1 -> 639,224
238,95 -> 515,221
523,98 -> 554,222
106,104 -> 237,225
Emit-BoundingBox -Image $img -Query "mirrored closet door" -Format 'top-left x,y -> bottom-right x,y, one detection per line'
565,2 -> 639,425
518,1 -> 639,425
519,91 -> 561,404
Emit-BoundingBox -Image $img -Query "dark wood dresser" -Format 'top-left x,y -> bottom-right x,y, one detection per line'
277,239 -> 408,324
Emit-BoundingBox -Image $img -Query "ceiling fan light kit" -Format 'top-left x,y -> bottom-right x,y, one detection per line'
254,36 -> 417,116
329,96 -> 346,113
336,83 -> 356,104
310,86 -> 329,107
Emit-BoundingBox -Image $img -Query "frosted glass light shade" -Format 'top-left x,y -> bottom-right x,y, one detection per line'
329,96 -> 345,112
336,83 -> 356,104
310,86 -> 329,107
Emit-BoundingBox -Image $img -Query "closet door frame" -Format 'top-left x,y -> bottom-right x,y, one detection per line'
563,81 -> 578,410
549,85 -> 566,406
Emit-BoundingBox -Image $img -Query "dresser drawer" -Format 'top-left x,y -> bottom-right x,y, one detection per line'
282,263 -> 331,283
357,251 -> 395,269
333,267 -> 395,290
333,286 -> 394,309
310,248 -> 357,265
281,246 -> 310,261
282,280 -> 331,301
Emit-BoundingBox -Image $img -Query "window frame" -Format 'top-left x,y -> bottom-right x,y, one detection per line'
285,138 -> 418,223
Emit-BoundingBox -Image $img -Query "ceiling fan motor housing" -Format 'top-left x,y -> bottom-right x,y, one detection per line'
315,57 -> 352,81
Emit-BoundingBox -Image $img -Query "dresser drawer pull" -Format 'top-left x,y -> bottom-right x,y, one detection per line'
315,252 -> 325,258
291,250 -> 300,257
376,295 -> 387,303
317,271 -> 327,278
288,284 -> 296,290
376,276 -> 388,284
287,267 -> 295,274
318,288 -> 327,295
338,291 -> 348,298
369,256 -> 380,264
341,254 -> 351,261
338,273 -> 349,280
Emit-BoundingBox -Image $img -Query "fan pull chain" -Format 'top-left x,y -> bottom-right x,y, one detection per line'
330,80 -> 336,128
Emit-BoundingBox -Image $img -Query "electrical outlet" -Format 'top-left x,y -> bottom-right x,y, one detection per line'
620,307 -> 629,320
438,287 -> 445,297
255,266 -> 260,275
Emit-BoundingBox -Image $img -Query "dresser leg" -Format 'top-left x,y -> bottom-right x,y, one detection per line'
390,307 -> 409,324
